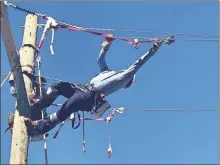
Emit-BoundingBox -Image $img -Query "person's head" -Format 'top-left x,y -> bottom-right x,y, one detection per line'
124,75 -> 136,89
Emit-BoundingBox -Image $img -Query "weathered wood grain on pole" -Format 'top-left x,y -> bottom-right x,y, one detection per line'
1,2 -> 38,164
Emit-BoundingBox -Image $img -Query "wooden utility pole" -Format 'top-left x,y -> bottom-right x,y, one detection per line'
1,2 -> 38,164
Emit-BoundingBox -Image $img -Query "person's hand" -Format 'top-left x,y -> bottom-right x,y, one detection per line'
10,86 -> 17,97
28,92 -> 40,104
105,34 -> 115,43
101,34 -> 115,49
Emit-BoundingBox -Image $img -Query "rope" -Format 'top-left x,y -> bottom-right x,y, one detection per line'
1,71 -> 12,88
1,71 -> 62,87
107,122 -> 112,158
1,74 -> 57,87
35,55 -> 48,165
36,75 -> 63,82
82,111 -> 86,153
1,63 -> 35,88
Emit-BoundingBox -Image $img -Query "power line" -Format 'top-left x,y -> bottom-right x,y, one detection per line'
123,108 -> 216,112
51,104 -> 216,112
4,2 -> 218,39
82,27 -> 218,38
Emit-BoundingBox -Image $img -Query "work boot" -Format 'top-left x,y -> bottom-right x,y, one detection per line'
24,118 -> 51,142
6,113 -> 36,133
30,112 -> 62,138
5,113 -> 44,142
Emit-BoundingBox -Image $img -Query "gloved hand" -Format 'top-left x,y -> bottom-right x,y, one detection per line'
10,86 -> 17,97
28,92 -> 41,104
101,34 -> 115,49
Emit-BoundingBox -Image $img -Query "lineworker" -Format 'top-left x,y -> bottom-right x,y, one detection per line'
7,35 -> 174,137
8,73 -> 48,120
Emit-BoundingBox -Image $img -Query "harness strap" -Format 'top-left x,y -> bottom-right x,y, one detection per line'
22,43 -> 40,54
71,111 -> 81,129
107,122 -> 112,158
82,111 -> 86,153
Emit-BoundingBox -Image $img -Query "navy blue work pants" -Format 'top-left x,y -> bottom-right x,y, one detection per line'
33,82 -> 95,134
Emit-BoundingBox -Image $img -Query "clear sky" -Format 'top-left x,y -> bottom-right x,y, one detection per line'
1,1 -> 219,164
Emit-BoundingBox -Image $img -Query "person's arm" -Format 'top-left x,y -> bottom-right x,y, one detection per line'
126,36 -> 175,75
97,36 -> 114,72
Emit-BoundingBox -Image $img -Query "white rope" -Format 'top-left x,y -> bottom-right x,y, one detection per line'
1,71 -> 11,88
37,75 -> 63,82
35,56 -> 48,165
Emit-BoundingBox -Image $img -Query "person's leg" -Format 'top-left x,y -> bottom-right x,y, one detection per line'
31,82 -> 77,113
30,88 -> 94,136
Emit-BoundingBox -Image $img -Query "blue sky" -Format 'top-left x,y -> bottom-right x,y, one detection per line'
1,1 -> 219,164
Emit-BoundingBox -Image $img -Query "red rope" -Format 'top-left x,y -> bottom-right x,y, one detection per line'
57,24 -> 159,49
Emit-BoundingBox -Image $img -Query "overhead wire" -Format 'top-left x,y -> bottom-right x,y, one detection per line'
0,72 -> 217,113
122,108 -> 216,112
51,103 -> 216,112
4,1 -> 218,41
81,27 -> 218,38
